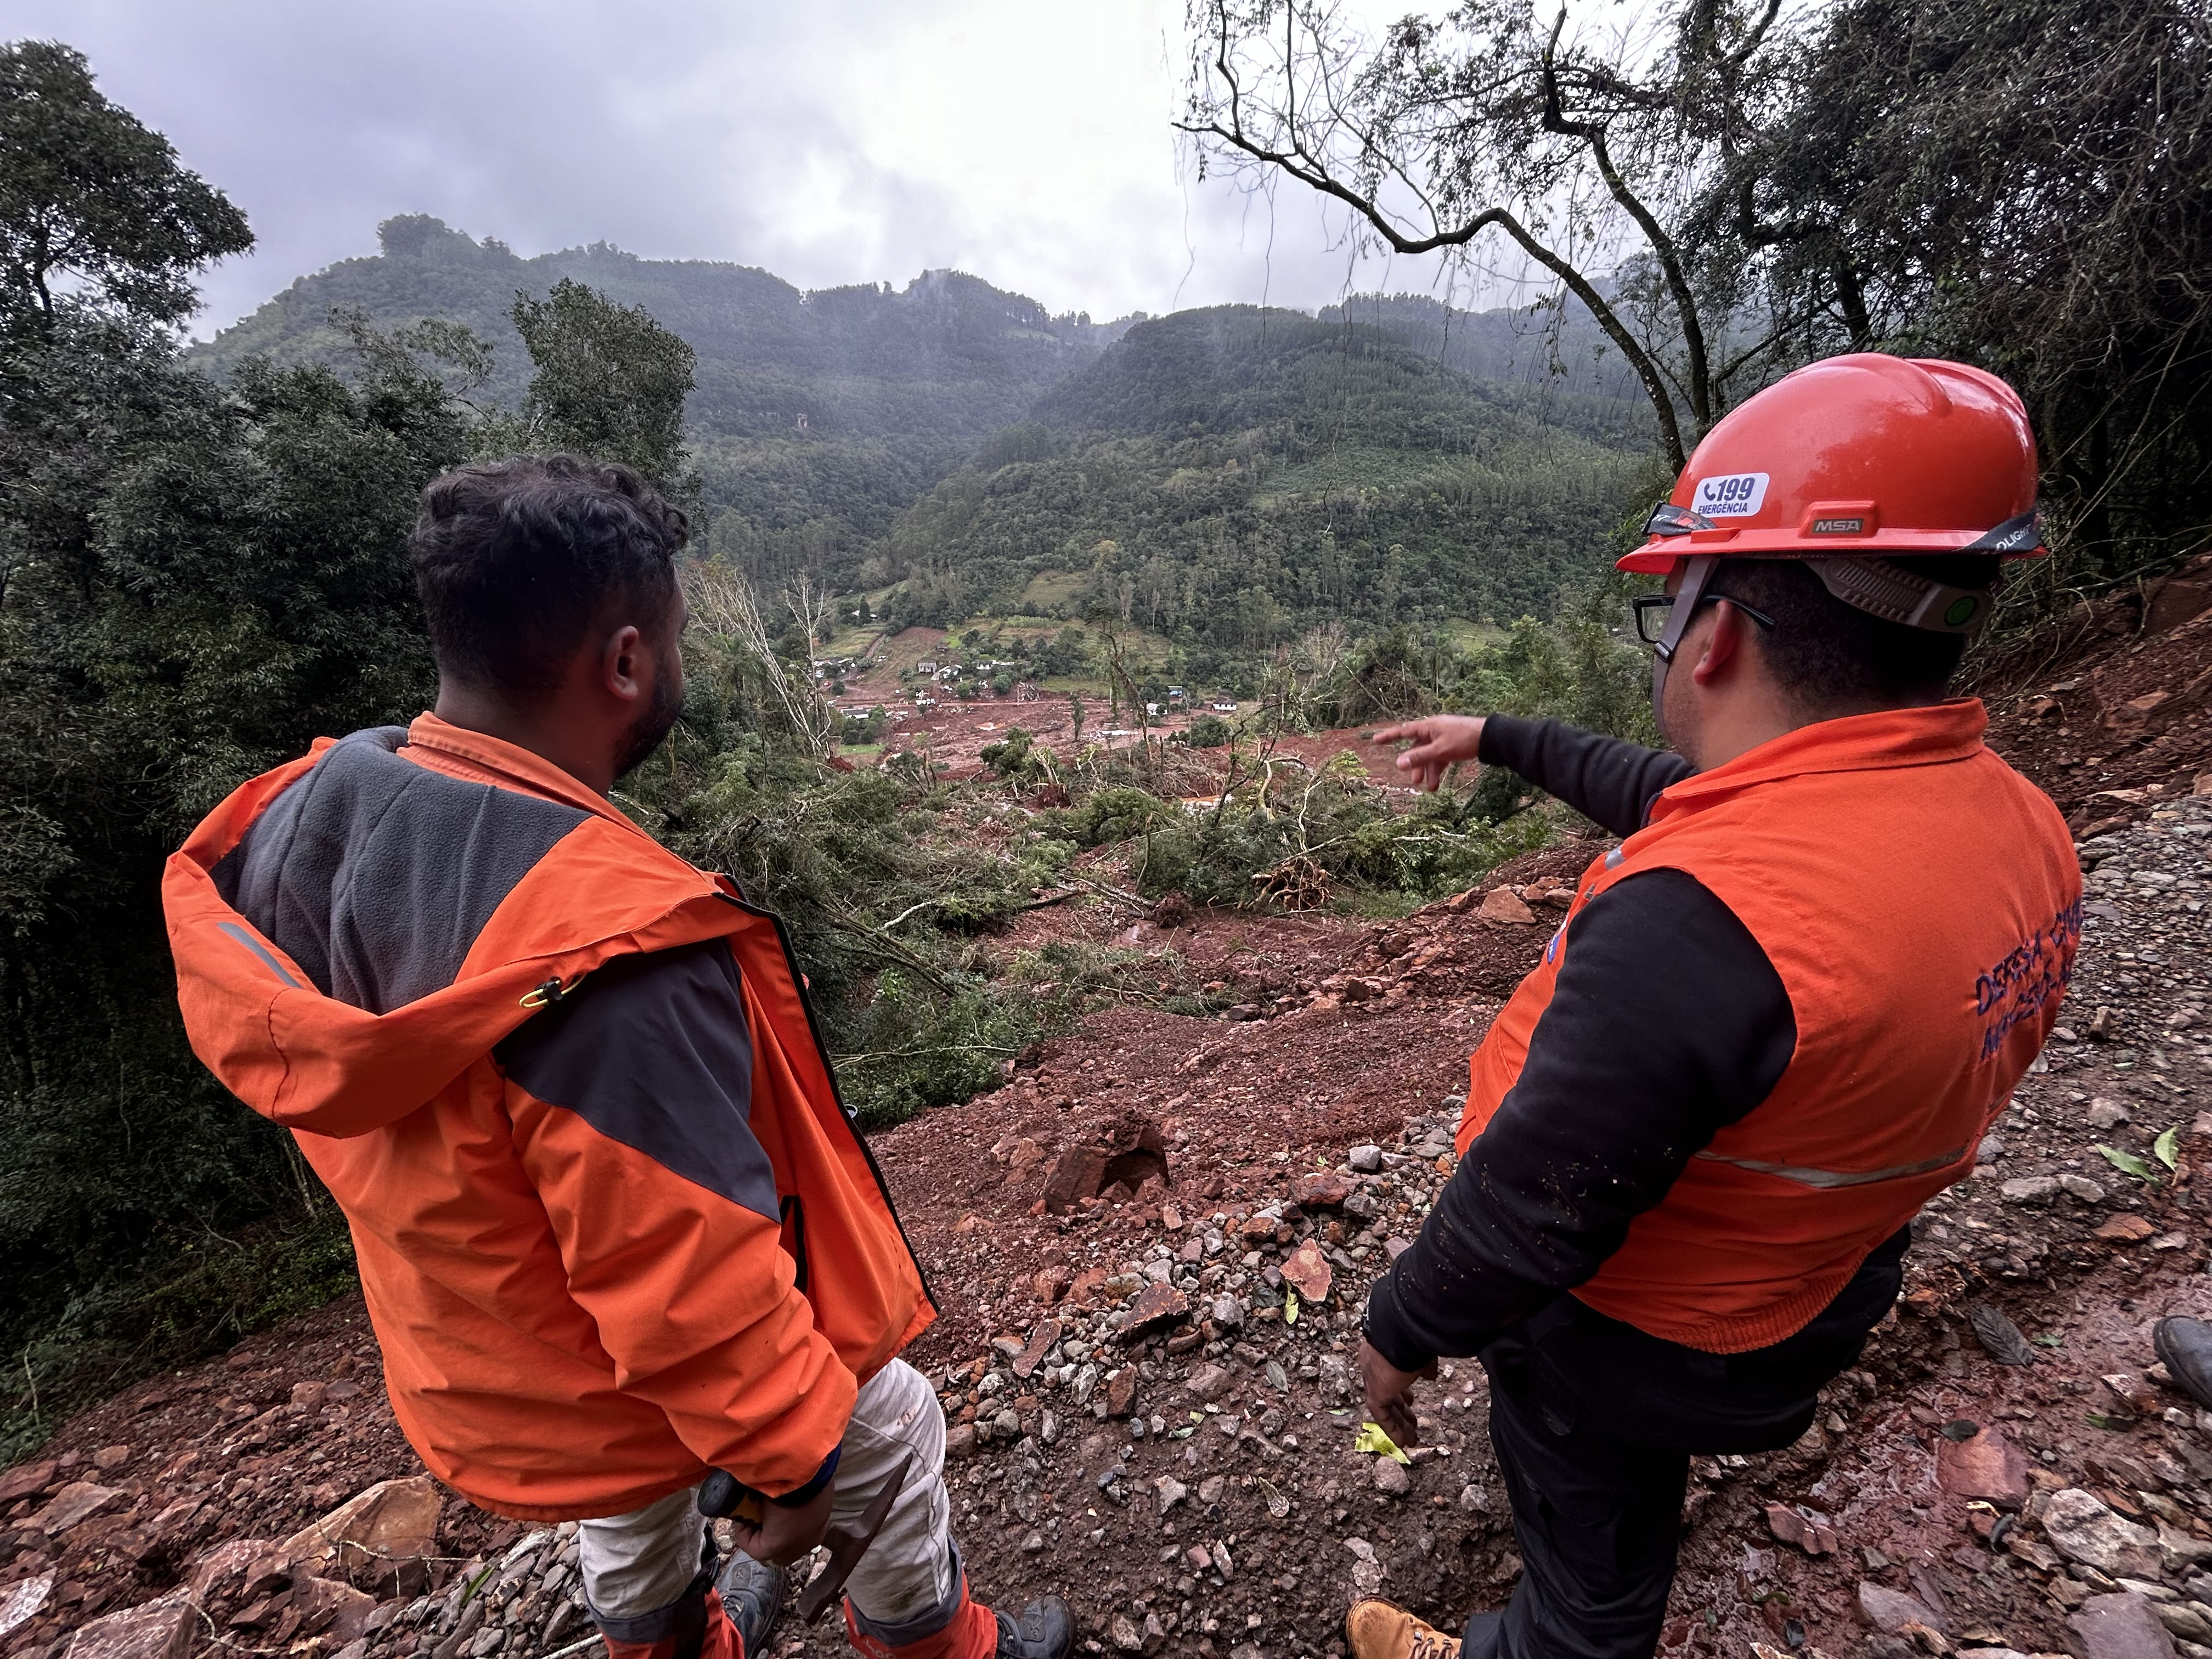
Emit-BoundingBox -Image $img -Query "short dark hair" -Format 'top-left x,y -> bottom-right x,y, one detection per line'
409,455 -> 688,693
1708,555 -> 2003,710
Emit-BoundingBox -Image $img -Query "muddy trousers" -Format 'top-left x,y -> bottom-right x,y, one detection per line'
1460,1230 -> 1909,1659
577,1358 -> 966,1659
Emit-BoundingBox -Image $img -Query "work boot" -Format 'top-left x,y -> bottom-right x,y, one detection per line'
715,1552 -> 787,1657
1345,1599 -> 1461,1659
2156,1317 -> 2212,1409
990,1596 -> 1074,1659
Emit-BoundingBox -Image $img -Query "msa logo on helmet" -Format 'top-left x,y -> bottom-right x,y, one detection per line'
1810,516 -> 1865,535
1692,472 -> 1769,518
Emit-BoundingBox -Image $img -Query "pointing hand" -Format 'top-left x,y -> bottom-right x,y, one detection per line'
1372,715 -> 1487,792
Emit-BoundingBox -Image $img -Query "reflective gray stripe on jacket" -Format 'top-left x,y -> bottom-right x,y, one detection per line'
1692,1147 -> 1968,1189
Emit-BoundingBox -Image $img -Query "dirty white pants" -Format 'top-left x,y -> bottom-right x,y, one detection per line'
578,1358 -> 959,1641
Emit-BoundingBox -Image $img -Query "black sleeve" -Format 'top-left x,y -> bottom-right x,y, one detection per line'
1478,715 -> 1694,837
1363,868 -> 1797,1371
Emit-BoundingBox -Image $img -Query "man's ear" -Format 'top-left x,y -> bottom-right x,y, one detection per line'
600,623 -> 646,703
1688,602 -> 1750,686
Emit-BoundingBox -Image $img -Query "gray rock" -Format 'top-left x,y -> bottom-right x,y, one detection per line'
1154,1476 -> 1188,1513
1373,1459 -> 1412,1497
1348,1146 -> 1383,1173
1858,1582 -> 1944,1635
2071,1592 -> 2180,1659
2091,1098 -> 2134,1130
1457,1485 -> 1488,1514
1021,1531 -> 1046,1554
2047,1489 -> 2165,1579
1210,1296 -> 1245,1329
2066,1174 -> 2110,1204
2156,1603 -> 2212,1644
2001,1175 -> 2063,1205
1184,1363 -> 1233,1402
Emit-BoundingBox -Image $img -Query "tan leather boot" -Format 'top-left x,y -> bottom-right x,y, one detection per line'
1345,1599 -> 1462,1659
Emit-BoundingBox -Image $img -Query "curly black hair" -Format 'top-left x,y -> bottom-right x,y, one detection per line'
409,454 -> 689,693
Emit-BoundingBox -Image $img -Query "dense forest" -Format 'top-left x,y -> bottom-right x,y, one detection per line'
883,306 -> 1650,638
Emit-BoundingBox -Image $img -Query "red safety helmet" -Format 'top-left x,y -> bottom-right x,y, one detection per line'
1621,352 -> 2044,636
1627,354 -> 2044,734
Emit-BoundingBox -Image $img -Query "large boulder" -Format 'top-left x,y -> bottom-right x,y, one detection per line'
64,1593 -> 194,1659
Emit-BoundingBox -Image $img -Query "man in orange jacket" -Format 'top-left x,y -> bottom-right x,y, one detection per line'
1348,357 -> 2079,1659
163,456 -> 1073,1659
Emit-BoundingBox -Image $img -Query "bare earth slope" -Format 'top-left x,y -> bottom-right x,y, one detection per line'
5,594 -> 2210,1659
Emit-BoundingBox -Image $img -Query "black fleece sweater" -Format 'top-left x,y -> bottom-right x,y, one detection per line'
1362,716 -> 1801,1371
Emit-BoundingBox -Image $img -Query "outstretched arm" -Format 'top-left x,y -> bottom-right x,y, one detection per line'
1375,714 -> 1691,836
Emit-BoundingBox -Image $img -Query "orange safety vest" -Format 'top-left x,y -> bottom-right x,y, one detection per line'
1461,701 -> 2079,1354
163,716 -> 933,1520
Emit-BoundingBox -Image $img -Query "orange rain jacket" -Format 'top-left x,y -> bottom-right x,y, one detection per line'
1461,702 -> 2080,1353
163,715 -> 933,1520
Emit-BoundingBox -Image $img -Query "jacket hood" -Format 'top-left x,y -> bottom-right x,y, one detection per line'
164,720 -> 746,1137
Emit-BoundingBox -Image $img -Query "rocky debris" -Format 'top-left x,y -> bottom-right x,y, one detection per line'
36,1483 -> 124,1538
1118,1283 -> 1190,1341
1859,1581 -> 1946,1635
2071,1591 -> 2181,1659
1476,888 -> 1538,925
1041,1113 -> 1173,1215
1765,1502 -> 1840,1555
15,780 -> 2212,1659
1280,1241 -> 1333,1304
1,1572 -> 53,1639
62,1591 -> 194,1659
2045,1489 -> 2166,1579
281,1476 -> 441,1594
1936,1424 -> 2033,1509
1287,1172 -> 1352,1210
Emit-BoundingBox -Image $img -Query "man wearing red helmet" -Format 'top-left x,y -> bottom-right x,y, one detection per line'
1346,357 -> 2081,1659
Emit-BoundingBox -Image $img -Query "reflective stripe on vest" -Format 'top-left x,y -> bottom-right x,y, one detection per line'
1691,1146 -> 1969,1190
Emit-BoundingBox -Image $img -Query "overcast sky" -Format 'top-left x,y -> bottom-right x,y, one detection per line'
7,0 -> 1516,339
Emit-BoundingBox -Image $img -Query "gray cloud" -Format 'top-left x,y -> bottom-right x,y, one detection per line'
5,0 -> 1516,334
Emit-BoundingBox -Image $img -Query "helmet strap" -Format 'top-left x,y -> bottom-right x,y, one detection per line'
1808,558 -> 1996,634
1650,555 -> 1719,742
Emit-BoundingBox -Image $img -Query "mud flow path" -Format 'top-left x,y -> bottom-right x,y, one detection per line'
6,601 -> 2211,1659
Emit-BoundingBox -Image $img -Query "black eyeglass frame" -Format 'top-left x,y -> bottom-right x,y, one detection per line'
1631,591 -> 1778,647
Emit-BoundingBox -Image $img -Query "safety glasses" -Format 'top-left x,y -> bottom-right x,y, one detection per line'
1631,591 -> 1778,647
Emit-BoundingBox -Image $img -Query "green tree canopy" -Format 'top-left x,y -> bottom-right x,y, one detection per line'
0,40 -> 251,332
509,276 -> 698,490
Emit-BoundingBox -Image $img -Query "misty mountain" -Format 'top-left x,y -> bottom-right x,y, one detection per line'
194,222 -> 1655,634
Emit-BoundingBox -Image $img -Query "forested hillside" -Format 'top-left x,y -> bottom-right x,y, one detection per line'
193,216 -> 1136,576
194,222 -> 1654,628
884,306 -> 1650,638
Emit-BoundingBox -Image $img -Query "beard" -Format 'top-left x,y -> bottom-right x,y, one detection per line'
613,659 -> 686,780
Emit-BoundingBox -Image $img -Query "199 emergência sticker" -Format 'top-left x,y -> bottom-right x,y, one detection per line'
1693,472 -> 1769,518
